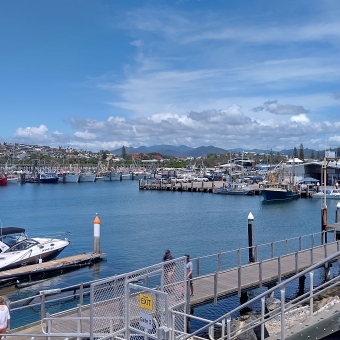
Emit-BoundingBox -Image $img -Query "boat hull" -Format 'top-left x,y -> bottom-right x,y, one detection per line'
214,188 -> 255,195
262,188 -> 300,201
79,173 -> 96,182
0,246 -> 69,271
58,174 -> 80,183
26,177 -> 59,183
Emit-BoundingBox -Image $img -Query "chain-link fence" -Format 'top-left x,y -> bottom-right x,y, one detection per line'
89,256 -> 186,340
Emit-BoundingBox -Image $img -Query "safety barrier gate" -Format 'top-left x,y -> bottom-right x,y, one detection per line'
89,256 -> 187,340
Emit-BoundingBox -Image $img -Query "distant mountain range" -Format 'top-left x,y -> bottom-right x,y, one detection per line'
112,145 -> 329,158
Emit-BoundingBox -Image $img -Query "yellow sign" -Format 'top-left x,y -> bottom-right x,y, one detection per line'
139,293 -> 153,311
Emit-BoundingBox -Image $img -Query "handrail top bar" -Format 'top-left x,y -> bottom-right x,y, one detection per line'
192,229 -> 332,260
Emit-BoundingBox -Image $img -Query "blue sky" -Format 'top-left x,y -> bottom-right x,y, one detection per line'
1,0 -> 340,152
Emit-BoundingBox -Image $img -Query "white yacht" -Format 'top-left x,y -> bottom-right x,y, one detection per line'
0,227 -> 70,271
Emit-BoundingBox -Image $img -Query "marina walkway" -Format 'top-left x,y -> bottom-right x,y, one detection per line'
7,239 -> 340,339
190,241 -> 339,306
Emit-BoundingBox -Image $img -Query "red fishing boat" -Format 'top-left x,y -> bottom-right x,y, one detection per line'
0,173 -> 7,186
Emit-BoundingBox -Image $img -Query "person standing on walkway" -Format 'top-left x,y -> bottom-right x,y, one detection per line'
185,254 -> 194,297
0,296 -> 10,335
163,250 -> 176,290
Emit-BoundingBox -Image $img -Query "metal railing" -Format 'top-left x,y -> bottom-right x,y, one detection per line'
8,229 -> 338,329
192,229 -> 337,277
173,245 -> 340,340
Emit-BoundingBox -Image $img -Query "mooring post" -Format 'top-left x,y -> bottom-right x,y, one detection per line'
336,203 -> 340,240
94,213 -> 101,254
321,205 -> 327,244
247,212 -> 255,263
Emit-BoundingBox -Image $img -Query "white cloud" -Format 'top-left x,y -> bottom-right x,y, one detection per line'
52,130 -> 63,135
74,130 -> 97,139
290,114 -> 310,123
14,125 -> 48,140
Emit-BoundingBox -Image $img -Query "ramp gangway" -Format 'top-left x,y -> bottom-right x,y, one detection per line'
5,229 -> 340,340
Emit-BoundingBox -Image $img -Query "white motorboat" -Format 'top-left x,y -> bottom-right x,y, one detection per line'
0,227 -> 70,271
312,189 -> 340,199
79,172 -> 96,182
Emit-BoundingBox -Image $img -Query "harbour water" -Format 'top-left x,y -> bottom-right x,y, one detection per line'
1,181 -> 339,329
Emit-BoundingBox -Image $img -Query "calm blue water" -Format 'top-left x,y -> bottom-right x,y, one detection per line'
0,181 -> 339,328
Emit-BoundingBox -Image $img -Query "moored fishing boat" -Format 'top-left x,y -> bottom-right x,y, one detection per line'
58,172 -> 80,183
261,183 -> 300,201
213,183 -> 255,195
26,172 -> 59,184
79,172 -> 96,182
0,174 -> 7,186
95,172 -> 111,181
121,172 -> 132,180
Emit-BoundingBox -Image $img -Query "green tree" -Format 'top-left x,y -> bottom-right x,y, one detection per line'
122,145 -> 127,159
293,147 -> 298,158
207,153 -> 217,159
299,143 -> 304,161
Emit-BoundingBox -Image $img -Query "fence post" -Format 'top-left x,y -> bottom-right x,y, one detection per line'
41,292 -> 45,321
238,267 -> 241,297
227,316 -> 231,340
237,248 -> 241,267
77,304 -> 82,340
285,239 -> 289,255
214,272 -> 218,305
295,252 -> 298,274
280,288 -> 286,340
261,297 -> 265,340
196,257 -> 200,277
309,271 -> 314,316
278,256 -> 281,282
79,282 -> 83,306
259,261 -> 262,289
271,242 -> 274,258
299,236 -> 302,251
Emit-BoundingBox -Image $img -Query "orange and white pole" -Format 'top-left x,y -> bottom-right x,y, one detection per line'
94,213 -> 101,254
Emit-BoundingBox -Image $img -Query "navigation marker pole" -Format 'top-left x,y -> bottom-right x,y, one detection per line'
94,213 -> 101,254
248,212 -> 255,263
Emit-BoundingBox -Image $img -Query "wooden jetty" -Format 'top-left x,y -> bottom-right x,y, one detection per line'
139,179 -> 261,194
0,252 -> 105,286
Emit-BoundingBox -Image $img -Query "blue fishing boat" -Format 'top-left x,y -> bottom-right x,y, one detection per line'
261,183 -> 300,201
26,172 -> 59,184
